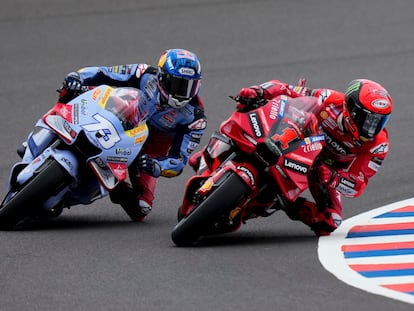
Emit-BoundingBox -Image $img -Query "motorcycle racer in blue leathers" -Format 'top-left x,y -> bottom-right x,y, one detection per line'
56,49 -> 207,221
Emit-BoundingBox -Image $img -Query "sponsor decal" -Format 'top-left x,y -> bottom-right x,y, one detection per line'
283,158 -> 309,174
269,100 -> 280,120
92,88 -> 101,101
63,121 -> 76,138
301,142 -> 323,153
167,57 -> 175,70
127,64 -> 133,74
339,177 -> 355,188
160,169 -> 178,177
336,177 -> 357,196
73,103 -> 79,124
188,118 -> 207,130
99,87 -> 113,107
368,160 -> 380,172
237,166 -> 255,186
319,89 -> 331,104
134,136 -> 146,145
248,112 -> 264,138
368,156 -> 383,172
200,179 -> 213,193
303,135 -> 325,143
370,143 -> 389,154
95,157 -> 106,168
188,141 -> 199,149
322,117 -> 337,130
115,147 -> 131,156
244,133 -> 258,146
372,88 -> 389,98
344,115 -> 357,134
302,135 -> 325,153
326,135 -> 348,154
61,157 -> 73,170
108,162 -> 127,180
280,95 -> 287,114
144,77 -> 158,100
107,156 -> 128,163
158,114 -> 173,126
371,156 -> 383,165
260,81 -> 274,89
80,101 -> 88,115
329,103 -> 340,115
125,123 -> 147,137
110,66 -> 119,73
57,104 -> 72,121
178,67 -> 195,75
372,99 -> 389,109
345,81 -> 361,96
191,133 -> 202,139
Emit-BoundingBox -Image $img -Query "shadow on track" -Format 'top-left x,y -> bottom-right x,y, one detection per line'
177,228 -> 318,248
11,214 -> 149,232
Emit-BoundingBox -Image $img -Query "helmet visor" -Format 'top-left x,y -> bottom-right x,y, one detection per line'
348,99 -> 389,138
161,73 -> 200,101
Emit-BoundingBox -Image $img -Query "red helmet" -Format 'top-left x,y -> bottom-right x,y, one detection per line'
343,79 -> 392,141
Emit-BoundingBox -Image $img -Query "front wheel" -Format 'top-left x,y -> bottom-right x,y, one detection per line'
0,159 -> 71,230
171,172 -> 250,246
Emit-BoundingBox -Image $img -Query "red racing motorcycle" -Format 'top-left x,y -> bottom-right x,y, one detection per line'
171,94 -> 326,246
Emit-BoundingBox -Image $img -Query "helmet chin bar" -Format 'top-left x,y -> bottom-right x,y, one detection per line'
158,88 -> 190,109
168,96 -> 190,109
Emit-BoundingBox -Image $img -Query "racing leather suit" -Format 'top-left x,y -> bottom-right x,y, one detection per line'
241,80 -> 389,235
68,64 -> 207,217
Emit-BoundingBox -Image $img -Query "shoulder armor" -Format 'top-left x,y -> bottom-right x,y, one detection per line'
143,65 -> 158,75
135,64 -> 157,79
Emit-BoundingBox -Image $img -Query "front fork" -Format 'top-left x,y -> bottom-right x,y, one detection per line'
9,124 -> 59,192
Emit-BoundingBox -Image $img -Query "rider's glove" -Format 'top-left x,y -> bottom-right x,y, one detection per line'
58,72 -> 84,103
137,154 -> 161,177
64,72 -> 83,92
291,85 -> 312,96
235,86 -> 265,112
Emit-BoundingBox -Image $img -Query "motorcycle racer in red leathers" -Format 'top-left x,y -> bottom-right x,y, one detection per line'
191,78 -> 392,236
55,49 -> 207,221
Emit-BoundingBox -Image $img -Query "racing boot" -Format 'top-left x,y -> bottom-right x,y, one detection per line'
109,182 -> 151,221
283,197 -> 313,222
283,197 -> 338,236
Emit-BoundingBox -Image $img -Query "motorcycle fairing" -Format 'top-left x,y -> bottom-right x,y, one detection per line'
88,157 -> 118,190
43,86 -> 149,187
270,133 -> 325,201
16,146 -> 79,186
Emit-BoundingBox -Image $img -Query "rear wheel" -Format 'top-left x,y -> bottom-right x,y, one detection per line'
171,172 -> 250,246
0,159 -> 71,230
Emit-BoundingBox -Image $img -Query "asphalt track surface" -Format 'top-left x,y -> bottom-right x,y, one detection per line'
1,1 -> 414,310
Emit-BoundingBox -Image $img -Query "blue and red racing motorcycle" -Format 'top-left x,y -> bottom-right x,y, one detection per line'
0,85 -> 149,229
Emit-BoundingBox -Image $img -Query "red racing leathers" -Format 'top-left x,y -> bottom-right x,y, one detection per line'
240,80 -> 390,235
